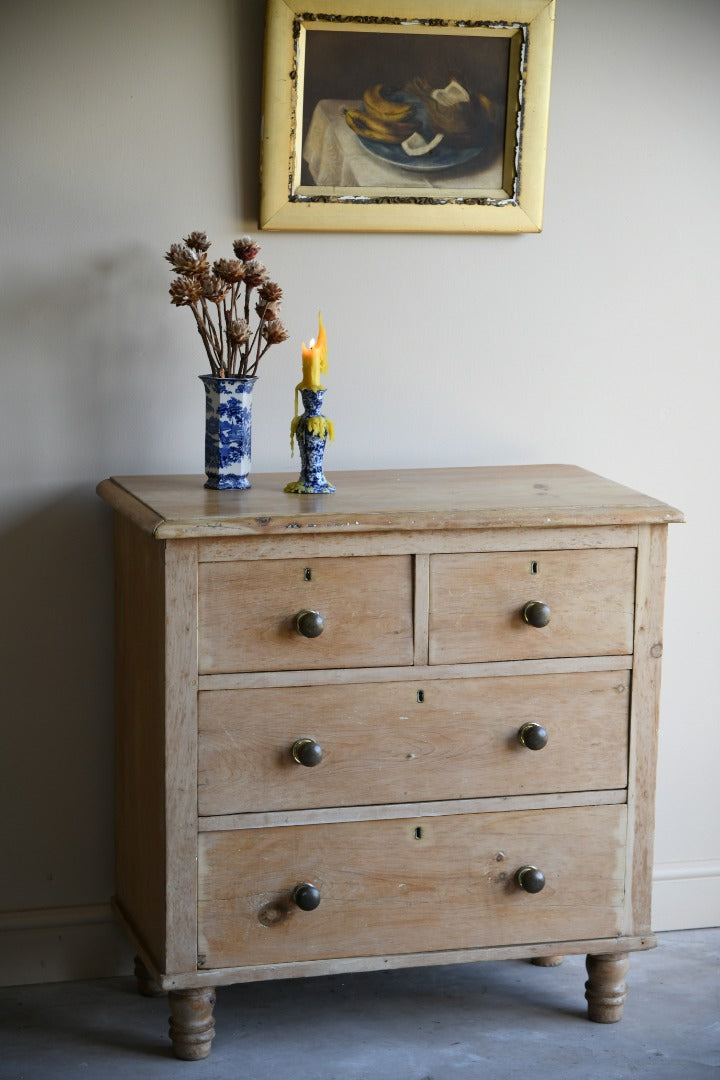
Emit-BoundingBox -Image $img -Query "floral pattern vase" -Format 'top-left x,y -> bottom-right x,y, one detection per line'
284,388 -> 335,494
200,375 -> 257,490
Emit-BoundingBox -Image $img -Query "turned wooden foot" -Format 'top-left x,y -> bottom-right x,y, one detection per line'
168,987 -> 216,1060
585,952 -> 629,1023
134,956 -> 164,997
531,954 -> 565,967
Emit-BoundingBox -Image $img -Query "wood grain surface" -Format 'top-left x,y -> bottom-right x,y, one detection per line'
429,548 -> 636,664
198,554 -> 413,673
97,466 -> 683,539
198,805 -> 627,968
198,670 -> 630,815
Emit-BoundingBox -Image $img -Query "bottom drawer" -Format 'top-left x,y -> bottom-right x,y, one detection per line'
198,805 -> 627,969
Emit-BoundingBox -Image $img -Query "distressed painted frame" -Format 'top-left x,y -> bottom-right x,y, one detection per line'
260,0 -> 555,233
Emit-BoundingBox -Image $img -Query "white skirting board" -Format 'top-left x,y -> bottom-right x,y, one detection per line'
1,869 -> 718,987
0,905 -> 132,988
651,861 -> 720,932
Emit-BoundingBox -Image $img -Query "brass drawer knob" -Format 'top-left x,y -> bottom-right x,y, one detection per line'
516,866 -> 546,893
295,609 -> 325,638
518,722 -> 548,751
292,737 -> 323,767
292,883 -> 321,911
523,600 -> 551,628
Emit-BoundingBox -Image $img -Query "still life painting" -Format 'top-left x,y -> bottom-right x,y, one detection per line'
260,1 -> 556,234
300,30 -> 510,192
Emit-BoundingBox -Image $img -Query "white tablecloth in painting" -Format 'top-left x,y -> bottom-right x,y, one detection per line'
302,99 -> 503,192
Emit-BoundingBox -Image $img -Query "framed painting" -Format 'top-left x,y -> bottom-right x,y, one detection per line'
259,0 -> 556,233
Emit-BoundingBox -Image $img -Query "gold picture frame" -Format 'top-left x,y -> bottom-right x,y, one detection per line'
260,0 -> 555,234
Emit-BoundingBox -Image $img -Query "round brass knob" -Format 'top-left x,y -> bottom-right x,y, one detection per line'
292,883 -> 321,911
523,601 -> 551,628
516,866 -> 545,893
518,722 -> 548,751
295,609 -> 324,638
292,737 -> 323,767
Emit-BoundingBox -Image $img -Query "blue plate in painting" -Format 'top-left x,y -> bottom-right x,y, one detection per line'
357,134 -> 483,172
352,90 -> 485,172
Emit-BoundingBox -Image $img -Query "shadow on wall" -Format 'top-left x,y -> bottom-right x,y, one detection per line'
0,245 -> 195,916
236,0 -> 265,225
0,490 -> 116,911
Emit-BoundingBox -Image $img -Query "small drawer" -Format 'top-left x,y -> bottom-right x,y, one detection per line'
198,555 -> 414,674
429,548 -> 636,664
198,804 -> 627,968
198,670 -> 630,815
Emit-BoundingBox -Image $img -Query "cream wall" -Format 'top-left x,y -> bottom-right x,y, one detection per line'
1,0 -> 718,985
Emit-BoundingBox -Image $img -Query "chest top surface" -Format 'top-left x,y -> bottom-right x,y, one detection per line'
97,464 -> 683,539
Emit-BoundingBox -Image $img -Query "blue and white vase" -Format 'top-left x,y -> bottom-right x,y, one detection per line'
285,388 -> 335,494
200,375 -> 257,490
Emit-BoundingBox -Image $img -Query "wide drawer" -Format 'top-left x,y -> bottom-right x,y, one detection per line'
198,555 -> 414,673
429,548 -> 636,664
198,804 -> 627,968
198,670 -> 630,815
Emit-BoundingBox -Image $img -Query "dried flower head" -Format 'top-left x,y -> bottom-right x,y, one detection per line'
169,276 -> 204,306
262,319 -> 289,345
212,258 -> 246,284
243,260 -> 268,289
256,300 -> 281,322
184,231 -> 211,253
228,319 -> 252,346
165,243 -> 209,277
233,236 -> 261,261
200,273 -> 229,304
258,281 -> 283,305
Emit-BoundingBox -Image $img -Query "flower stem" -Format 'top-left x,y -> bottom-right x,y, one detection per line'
245,302 -> 269,376
199,297 -> 221,368
191,303 -> 219,374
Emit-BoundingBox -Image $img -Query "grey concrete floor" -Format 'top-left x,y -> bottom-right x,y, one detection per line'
0,929 -> 718,1080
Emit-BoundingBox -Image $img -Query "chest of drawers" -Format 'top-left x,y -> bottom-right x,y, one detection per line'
97,465 -> 682,1060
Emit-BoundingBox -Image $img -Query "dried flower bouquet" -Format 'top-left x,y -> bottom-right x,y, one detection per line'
165,231 -> 288,378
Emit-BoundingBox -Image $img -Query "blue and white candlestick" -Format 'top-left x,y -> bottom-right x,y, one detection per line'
285,387 -> 335,494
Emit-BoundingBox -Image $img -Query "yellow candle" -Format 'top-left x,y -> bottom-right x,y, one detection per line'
300,313 -> 328,390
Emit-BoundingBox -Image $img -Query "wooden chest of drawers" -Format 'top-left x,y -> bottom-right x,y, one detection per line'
98,465 -> 682,1060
